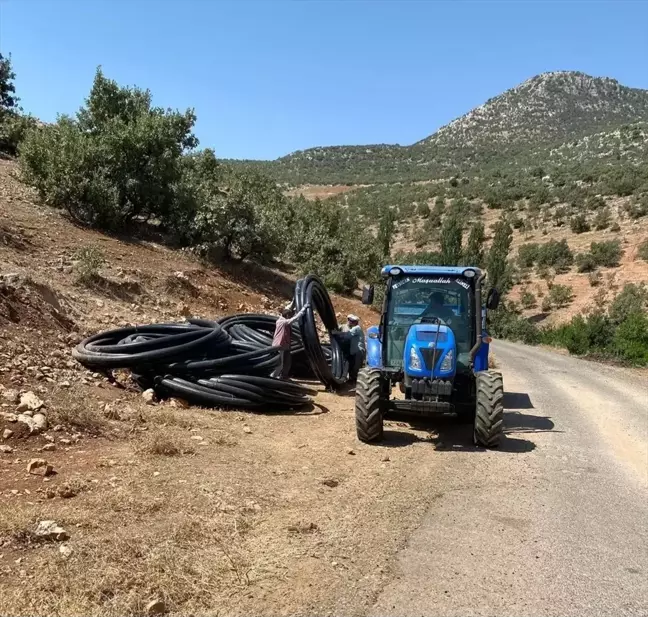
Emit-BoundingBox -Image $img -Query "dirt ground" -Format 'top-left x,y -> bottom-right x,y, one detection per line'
0,160 -> 452,616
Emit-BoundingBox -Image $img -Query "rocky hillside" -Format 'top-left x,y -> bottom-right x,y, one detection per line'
234,71 -> 648,185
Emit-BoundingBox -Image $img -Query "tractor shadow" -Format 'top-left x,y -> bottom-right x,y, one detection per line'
380,391 -> 555,453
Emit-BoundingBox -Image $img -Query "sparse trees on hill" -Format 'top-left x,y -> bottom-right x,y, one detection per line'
462,222 -> 485,267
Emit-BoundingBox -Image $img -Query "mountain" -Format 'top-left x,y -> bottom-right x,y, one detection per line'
232,71 -> 648,185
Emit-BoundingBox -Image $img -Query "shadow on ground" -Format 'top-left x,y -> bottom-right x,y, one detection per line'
372,389 -> 558,453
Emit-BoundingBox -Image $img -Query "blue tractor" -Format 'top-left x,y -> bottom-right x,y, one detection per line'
356,265 -> 503,447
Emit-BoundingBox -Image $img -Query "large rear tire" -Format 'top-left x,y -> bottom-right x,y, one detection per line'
474,371 -> 504,448
355,368 -> 384,443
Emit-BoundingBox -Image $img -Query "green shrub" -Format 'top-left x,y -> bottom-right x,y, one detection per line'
416,201 -> 430,218
517,243 -> 539,268
638,240 -> 648,262
570,214 -> 590,234
588,270 -> 602,286
609,283 -> 648,326
541,296 -> 552,312
592,207 -> 611,230
548,284 -> 574,308
575,252 -> 597,273
20,69 -> 197,230
536,239 -> 573,272
610,222 -> 621,232
586,195 -> 606,211
544,312 -> 613,356
73,245 -> 105,283
590,240 -> 622,267
520,290 -> 537,309
626,195 -> 648,220
489,305 -> 541,345
613,312 -> 648,365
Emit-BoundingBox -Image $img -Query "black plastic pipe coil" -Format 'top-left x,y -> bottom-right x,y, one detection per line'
72,275 -> 348,409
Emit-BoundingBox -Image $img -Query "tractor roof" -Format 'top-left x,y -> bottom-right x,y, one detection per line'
381,265 -> 483,277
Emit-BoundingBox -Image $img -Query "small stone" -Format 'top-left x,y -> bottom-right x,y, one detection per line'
190,435 -> 204,441
43,434 -> 55,443
146,599 -> 166,616
17,391 -> 44,413
32,413 -> 48,433
59,544 -> 73,559
52,425 -> 64,432
27,458 -> 54,476
142,389 -> 157,405
322,479 -> 339,488
347,449 -> 356,455
2,429 -> 13,440
381,454 -> 390,462
153,471 -> 160,477
59,438 -> 72,445
169,398 -> 189,409
242,425 -> 252,434
0,445 -> 14,454
0,412 -> 17,423
59,381 -> 71,388
40,443 -> 56,452
1,389 -> 19,404
34,520 -> 69,541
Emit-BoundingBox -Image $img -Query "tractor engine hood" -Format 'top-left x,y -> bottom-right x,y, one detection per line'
404,323 -> 457,379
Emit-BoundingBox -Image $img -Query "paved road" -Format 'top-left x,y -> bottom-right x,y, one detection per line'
369,341 -> 648,617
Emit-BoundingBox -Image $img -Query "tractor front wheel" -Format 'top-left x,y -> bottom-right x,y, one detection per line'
474,371 -> 504,448
355,368 -> 384,443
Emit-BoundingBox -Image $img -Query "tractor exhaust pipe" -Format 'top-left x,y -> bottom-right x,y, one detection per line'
469,272 -> 487,364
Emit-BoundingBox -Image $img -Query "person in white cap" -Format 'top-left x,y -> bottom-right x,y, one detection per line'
271,303 -> 309,379
343,314 -> 365,383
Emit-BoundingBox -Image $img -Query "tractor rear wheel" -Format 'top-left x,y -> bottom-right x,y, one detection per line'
474,371 -> 504,448
355,368 -> 384,443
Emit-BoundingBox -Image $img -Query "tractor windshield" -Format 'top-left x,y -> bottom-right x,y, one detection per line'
384,275 -> 475,369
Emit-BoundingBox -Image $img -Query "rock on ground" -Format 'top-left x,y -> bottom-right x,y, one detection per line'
17,391 -> 45,412
35,521 -> 69,541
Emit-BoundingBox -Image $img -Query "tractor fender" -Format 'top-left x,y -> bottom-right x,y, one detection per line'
366,325 -> 382,368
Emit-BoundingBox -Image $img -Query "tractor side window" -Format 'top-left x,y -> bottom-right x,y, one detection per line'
384,277 -> 473,368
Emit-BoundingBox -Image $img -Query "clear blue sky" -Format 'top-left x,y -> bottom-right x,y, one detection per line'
1,0 -> 647,159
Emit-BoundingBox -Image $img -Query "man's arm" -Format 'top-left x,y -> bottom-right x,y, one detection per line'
286,304 -> 309,324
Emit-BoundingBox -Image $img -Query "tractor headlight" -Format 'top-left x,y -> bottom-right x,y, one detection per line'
409,347 -> 422,371
439,349 -> 454,372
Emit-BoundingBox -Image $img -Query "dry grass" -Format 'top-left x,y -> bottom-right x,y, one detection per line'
50,394 -> 108,435
137,429 -> 195,456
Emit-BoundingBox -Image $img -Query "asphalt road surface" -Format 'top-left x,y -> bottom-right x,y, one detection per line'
369,341 -> 648,617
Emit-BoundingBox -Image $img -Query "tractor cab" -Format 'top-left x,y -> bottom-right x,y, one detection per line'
356,265 -> 503,448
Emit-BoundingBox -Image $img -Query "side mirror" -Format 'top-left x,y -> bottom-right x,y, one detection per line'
362,284 -> 375,305
486,288 -> 501,311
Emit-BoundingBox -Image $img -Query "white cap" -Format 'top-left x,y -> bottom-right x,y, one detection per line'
347,314 -> 359,322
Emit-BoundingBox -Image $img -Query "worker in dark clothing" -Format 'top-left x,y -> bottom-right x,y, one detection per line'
342,314 -> 366,383
271,303 -> 309,379
421,291 -> 455,324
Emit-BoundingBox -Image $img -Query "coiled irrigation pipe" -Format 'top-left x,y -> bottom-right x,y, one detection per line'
293,275 -> 348,389
72,275 -> 350,409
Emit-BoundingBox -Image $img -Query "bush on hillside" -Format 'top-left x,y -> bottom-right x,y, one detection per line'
489,304 -> 541,345
20,69 -> 198,230
520,290 -> 537,309
536,239 -> 573,272
575,252 -> 597,273
548,284 -> 574,308
638,240 -> 648,262
175,150 -> 289,262
613,311 -> 648,364
570,214 -> 590,234
592,207 -> 612,230
517,243 -> 539,268
590,240 -> 622,267
608,283 -> 648,326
